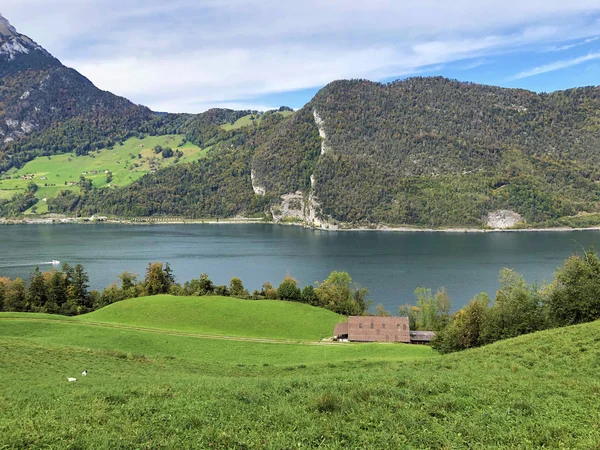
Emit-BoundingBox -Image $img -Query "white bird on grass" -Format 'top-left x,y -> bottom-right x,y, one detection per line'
82,370 -> 87,376
67,377 -> 77,382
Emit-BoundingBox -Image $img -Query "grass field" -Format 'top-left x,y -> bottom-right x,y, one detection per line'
78,295 -> 344,341
1,300 -> 599,448
0,135 -> 206,213
221,111 -> 294,131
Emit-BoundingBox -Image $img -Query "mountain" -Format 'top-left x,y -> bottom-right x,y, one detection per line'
0,13 -> 156,171
3,11 -> 600,228
77,77 -> 600,228
250,77 -> 600,227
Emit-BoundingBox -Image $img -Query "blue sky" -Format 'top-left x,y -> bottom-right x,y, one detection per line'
3,1 -> 600,113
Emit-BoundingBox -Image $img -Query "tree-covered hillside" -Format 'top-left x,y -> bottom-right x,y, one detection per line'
252,77 -> 600,227
62,112 -> 288,218
16,76 -> 600,227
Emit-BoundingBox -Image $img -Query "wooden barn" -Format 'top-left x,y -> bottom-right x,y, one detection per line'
334,317 -> 435,344
334,316 -> 411,343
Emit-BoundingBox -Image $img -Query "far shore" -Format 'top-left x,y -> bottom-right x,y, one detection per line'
2,215 -> 600,233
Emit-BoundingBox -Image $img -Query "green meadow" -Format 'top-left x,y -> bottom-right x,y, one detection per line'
79,295 -> 346,341
0,135 -> 206,213
0,295 -> 599,448
221,111 -> 294,131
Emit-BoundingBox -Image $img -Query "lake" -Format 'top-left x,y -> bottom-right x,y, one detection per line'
1,224 -> 599,312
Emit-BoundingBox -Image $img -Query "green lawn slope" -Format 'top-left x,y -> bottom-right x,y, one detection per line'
0,134 -> 206,212
0,314 -> 598,448
77,295 -> 345,341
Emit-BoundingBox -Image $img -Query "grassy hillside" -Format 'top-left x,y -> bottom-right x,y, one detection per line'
78,295 -> 344,341
0,312 -> 598,448
0,316 -> 431,365
221,111 -> 294,131
0,135 -> 205,213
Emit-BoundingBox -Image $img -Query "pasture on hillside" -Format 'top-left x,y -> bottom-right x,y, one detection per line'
0,135 -> 206,213
0,313 -> 598,448
78,295 -> 345,341
220,111 -> 294,131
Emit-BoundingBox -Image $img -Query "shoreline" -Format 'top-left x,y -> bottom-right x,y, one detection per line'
2,216 -> 600,233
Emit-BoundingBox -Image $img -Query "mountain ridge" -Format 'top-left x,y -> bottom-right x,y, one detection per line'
2,12 -> 600,228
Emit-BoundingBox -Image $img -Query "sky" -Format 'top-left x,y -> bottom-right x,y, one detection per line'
3,1 -> 600,113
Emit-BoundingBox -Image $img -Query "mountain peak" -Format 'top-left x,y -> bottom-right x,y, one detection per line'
0,13 -> 18,37
0,13 -> 46,60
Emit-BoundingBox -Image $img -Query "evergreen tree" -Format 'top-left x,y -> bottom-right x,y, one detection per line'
28,267 -> 48,311
47,271 -> 67,312
71,264 -> 90,308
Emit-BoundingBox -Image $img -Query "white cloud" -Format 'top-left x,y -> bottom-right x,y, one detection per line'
3,1 -> 600,112
510,52 -> 600,79
547,36 -> 600,52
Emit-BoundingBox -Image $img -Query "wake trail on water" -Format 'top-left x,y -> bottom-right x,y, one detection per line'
0,261 -> 60,269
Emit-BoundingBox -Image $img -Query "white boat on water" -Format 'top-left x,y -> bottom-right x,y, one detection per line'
51,260 -> 60,265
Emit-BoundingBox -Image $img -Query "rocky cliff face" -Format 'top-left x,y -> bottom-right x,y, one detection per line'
486,210 -> 523,229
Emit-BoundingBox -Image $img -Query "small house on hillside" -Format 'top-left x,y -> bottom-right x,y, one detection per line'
334,316 -> 435,344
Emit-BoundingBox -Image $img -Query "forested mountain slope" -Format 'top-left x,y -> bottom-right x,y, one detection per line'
251,78 -> 600,227
43,77 -> 600,228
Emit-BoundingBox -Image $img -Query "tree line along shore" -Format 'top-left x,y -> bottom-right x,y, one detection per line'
2,248 -> 600,354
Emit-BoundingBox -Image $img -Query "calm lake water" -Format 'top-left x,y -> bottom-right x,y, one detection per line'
1,224 -> 599,312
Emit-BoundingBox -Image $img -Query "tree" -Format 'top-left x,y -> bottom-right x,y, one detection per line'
375,303 -> 391,316
301,285 -> 317,305
398,304 -> 420,330
481,268 -> 547,343
62,263 -> 74,290
315,271 -> 371,315
161,147 -> 174,158
185,273 -> 214,296
0,277 -> 10,311
164,262 -> 176,285
547,249 -> 600,327
106,171 -> 113,184
79,175 -> 92,193
215,285 -> 229,296
197,273 -> 214,295
27,181 -> 38,194
71,264 -> 90,308
119,271 -> 138,291
229,277 -> 247,298
434,288 -> 452,329
262,282 -> 278,299
47,271 -> 67,312
277,274 -> 301,301
399,287 -> 452,331
145,262 -> 171,295
28,267 -> 48,311
432,293 -> 490,354
4,278 -> 27,312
